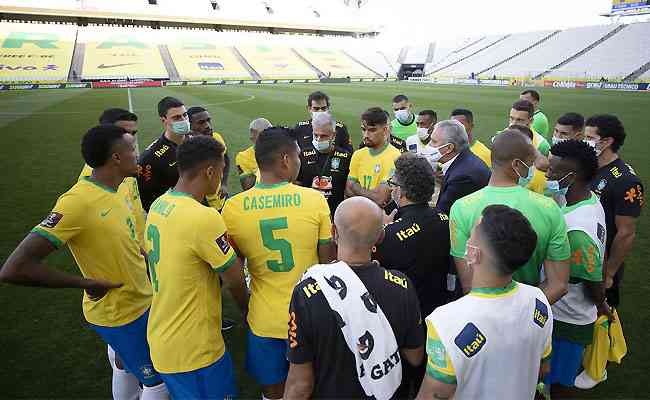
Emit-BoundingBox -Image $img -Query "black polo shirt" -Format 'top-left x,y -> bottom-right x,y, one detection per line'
297,144 -> 352,214
287,262 -> 424,399
293,119 -> 353,152
137,134 -> 179,211
373,203 -> 452,317
591,158 -> 644,298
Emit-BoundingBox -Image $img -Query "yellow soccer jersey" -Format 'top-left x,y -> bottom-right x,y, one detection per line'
470,140 -> 491,168
206,132 -> 228,211
222,182 -> 332,339
348,143 -> 401,190
146,190 -> 237,373
236,145 -> 258,177
79,164 -> 145,246
33,177 -> 152,327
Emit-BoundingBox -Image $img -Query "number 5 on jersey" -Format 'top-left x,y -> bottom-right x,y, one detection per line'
147,224 -> 161,291
260,217 -> 295,272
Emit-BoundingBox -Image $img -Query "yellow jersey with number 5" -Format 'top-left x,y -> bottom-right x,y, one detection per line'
348,143 -> 400,190
222,182 -> 332,338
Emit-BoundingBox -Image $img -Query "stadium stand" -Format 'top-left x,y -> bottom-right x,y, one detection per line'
488,24 -> 622,79
550,22 -> 650,81
432,30 -> 558,77
0,21 -> 75,82
164,30 -> 253,81
236,44 -> 317,79
427,35 -> 510,76
294,46 -> 378,78
77,26 -> 169,80
341,41 -> 397,78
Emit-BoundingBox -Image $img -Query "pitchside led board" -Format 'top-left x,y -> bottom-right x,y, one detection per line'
611,0 -> 650,15
0,23 -> 75,81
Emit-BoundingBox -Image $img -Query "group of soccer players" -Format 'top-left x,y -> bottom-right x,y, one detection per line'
0,87 -> 644,400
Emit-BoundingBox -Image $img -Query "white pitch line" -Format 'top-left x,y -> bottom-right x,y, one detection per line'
127,88 -> 140,154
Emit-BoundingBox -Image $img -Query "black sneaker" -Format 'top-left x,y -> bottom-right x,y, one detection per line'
221,318 -> 236,331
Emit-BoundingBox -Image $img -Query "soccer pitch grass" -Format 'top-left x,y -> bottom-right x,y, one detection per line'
0,83 -> 647,398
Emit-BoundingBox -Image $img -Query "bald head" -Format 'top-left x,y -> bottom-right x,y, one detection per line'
334,197 -> 384,250
491,129 -> 535,167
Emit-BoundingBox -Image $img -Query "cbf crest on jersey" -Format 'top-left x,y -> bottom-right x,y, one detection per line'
374,163 -> 381,173
331,157 -> 340,170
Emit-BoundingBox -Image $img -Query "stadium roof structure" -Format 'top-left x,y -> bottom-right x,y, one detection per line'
0,3 -> 379,35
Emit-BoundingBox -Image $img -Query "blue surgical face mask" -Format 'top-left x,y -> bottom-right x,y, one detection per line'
514,159 -> 534,187
171,119 -> 190,135
545,172 -> 574,197
312,136 -> 331,153
394,109 -> 411,124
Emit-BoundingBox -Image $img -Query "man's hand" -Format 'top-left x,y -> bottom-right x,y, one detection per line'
597,301 -> 614,323
383,209 -> 397,225
372,184 -> 392,208
219,185 -> 229,199
83,279 -> 123,301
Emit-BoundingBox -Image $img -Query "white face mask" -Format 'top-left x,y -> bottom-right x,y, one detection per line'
394,109 -> 411,124
429,143 -> 451,163
584,139 -> 602,156
552,136 -> 567,146
311,111 -> 330,120
417,127 -> 430,141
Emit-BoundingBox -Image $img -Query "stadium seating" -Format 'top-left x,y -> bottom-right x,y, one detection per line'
431,30 -> 557,77
425,35 -> 506,75
488,24 -> 621,79
236,44 -> 317,79
78,26 -> 169,80
0,22 -> 75,82
294,47 -> 378,78
164,30 -> 252,81
552,22 -> 650,80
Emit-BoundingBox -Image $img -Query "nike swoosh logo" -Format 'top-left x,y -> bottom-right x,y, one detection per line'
169,162 -> 177,167
97,63 -> 140,69
100,209 -> 112,217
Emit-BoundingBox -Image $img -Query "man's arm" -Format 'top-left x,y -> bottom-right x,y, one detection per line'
416,375 -> 456,400
219,257 -> 248,316
345,180 -> 391,207
604,215 -> 637,289
0,233 -> 122,299
436,176 -> 475,215
221,153 -> 230,194
284,362 -> 315,400
453,257 -> 472,294
317,241 -> 336,264
539,258 -> 569,304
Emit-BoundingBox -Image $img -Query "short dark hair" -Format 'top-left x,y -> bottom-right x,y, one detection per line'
557,113 -> 585,132
98,108 -> 137,125
394,153 -> 436,203
362,107 -> 389,126
479,205 -> 537,276
585,114 -> 626,152
521,89 -> 540,102
176,135 -> 225,175
158,96 -> 184,118
509,124 -> 533,140
450,108 -> 473,123
550,139 -> 599,182
81,124 -> 128,168
392,94 -> 408,103
186,106 -> 207,122
255,127 -> 296,170
307,91 -> 330,107
418,109 -> 437,122
512,100 -> 534,118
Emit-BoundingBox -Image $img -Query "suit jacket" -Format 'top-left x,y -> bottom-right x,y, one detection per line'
436,149 -> 491,214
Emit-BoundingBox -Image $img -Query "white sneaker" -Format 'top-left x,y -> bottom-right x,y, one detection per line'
575,369 -> 607,389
